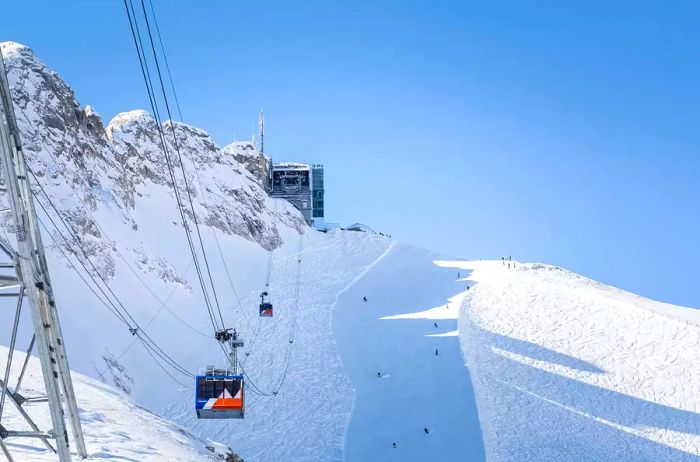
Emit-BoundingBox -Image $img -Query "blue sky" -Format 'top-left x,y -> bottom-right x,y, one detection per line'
3,0 -> 699,307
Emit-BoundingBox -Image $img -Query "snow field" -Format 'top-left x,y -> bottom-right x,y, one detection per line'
456,260 -> 700,461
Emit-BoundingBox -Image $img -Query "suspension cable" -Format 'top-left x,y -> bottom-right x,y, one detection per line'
240,232 -> 304,396
17,106 -> 211,340
123,0 -> 223,334
137,1 -> 249,327
32,179 -> 192,378
136,0 -> 227,327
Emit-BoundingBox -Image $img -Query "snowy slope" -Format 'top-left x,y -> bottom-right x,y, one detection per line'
453,260 -> 700,461
0,346 -> 239,461
160,230 -> 392,461
334,243 -> 484,461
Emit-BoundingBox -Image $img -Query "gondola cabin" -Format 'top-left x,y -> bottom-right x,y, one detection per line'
259,291 -> 273,317
259,302 -> 273,317
195,367 -> 244,419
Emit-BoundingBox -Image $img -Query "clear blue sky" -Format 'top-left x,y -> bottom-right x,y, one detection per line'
3,1 -> 699,307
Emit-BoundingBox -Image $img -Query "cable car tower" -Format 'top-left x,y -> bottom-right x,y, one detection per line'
0,47 -> 87,461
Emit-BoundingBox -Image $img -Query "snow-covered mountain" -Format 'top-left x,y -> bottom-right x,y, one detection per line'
1,40 -> 304,259
2,40 -> 699,462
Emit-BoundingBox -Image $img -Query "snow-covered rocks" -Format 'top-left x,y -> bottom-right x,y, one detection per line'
1,40 -> 305,267
222,141 -> 270,188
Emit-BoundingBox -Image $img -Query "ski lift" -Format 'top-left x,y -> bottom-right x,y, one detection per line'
195,366 -> 244,419
259,291 -> 273,317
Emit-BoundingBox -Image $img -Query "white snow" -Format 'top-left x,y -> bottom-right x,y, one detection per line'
334,244 -> 484,461
222,141 -> 260,158
0,346 -> 233,461
455,260 -> 700,461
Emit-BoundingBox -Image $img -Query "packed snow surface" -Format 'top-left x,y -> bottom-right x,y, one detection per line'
334,244 -> 484,461
0,346 -> 234,461
453,260 -> 700,461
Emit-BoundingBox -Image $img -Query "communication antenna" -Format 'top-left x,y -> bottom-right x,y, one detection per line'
0,46 -> 87,461
258,110 -> 264,156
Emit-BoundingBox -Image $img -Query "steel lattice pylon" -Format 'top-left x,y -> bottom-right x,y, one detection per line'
0,46 -> 87,461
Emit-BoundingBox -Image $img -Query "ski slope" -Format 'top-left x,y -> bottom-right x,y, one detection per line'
157,230 -> 393,462
334,243 -> 484,461
453,260 -> 700,461
0,346 -> 237,461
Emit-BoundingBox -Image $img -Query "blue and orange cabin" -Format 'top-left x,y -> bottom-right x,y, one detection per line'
195,373 -> 244,419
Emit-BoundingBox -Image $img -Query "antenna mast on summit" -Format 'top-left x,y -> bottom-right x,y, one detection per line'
0,46 -> 87,461
259,110 -> 265,156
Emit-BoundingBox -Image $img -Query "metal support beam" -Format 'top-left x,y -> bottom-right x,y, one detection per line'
0,288 -> 23,422
0,234 -> 16,259
0,378 -> 55,453
14,334 -> 34,396
0,436 -> 14,462
0,43 -> 86,461
0,274 -> 20,288
3,430 -> 54,439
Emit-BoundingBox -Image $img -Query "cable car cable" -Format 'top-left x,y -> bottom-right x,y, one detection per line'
125,0 -> 222,334
136,335 -> 193,388
142,0 -> 250,331
16,106 -> 212,341
123,0 -> 223,334
237,232 -> 304,396
16,107 -> 214,382
136,0 -> 227,329
32,179 -> 193,379
124,0 -> 222,334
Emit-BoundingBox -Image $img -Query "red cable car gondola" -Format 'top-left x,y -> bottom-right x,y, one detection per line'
259,291 -> 273,317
